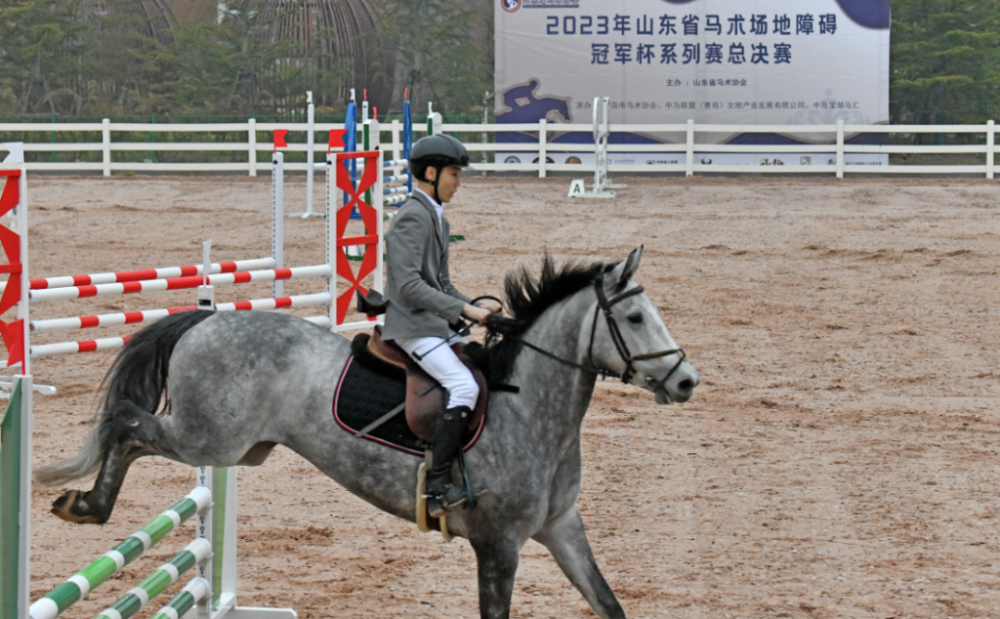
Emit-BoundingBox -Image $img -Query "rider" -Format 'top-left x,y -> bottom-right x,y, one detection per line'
382,133 -> 498,518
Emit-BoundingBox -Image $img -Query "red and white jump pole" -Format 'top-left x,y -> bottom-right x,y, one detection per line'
29,300 -> 334,359
0,257 -> 275,294
27,265 -> 331,304
30,293 -> 332,334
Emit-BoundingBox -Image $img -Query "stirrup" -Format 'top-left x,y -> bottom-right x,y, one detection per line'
425,484 -> 487,519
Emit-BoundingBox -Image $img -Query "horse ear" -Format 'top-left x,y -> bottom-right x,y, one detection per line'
613,246 -> 644,289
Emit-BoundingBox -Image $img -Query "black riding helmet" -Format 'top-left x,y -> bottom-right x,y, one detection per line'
408,134 -> 471,203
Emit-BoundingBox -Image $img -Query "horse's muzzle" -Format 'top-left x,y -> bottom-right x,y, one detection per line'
649,364 -> 700,404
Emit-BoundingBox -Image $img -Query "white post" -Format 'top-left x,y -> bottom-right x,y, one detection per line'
213,467 -> 239,614
602,98 -> 625,191
836,120 -> 845,179
102,118 -> 111,177
365,119 -> 381,151
365,119 -> 380,210
601,97 -> 610,185
272,152 -> 284,300
248,119 -> 257,178
306,91 -> 315,216
427,103 -> 442,137
538,118 -> 547,179
290,99 -> 323,219
391,120 -> 402,163
195,466 -> 214,619
374,150 -> 384,299
197,240 -> 215,311
482,90 -> 491,174
326,153 -> 336,330
592,97 -> 603,191
987,120 -> 995,180
685,119 -> 694,177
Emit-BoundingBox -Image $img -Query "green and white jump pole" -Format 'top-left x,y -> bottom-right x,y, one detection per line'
149,577 -> 211,619
29,489 -> 211,619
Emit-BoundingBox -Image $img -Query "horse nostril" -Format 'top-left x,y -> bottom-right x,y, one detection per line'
677,378 -> 695,392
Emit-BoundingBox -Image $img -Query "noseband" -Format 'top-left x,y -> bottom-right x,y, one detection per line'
517,275 -> 687,389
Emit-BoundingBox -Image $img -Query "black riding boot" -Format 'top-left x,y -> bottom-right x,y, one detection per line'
425,405 -> 485,518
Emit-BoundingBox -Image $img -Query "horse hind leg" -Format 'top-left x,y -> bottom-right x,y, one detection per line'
532,507 -> 626,619
51,399 -> 176,525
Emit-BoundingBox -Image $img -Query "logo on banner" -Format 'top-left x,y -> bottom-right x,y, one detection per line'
504,0 -> 580,10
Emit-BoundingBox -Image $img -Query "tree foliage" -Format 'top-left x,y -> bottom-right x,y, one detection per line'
152,1 -> 341,116
891,0 -> 1000,124
378,0 -> 493,115
9,0 -> 1000,122
0,0 -> 88,115
0,0 -> 391,117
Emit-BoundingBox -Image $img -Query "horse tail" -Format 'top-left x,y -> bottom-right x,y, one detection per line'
34,310 -> 216,487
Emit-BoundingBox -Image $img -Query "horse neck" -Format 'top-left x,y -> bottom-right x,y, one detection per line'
512,290 -> 598,428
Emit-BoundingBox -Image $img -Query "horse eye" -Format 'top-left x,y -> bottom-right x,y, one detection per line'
627,312 -> 643,324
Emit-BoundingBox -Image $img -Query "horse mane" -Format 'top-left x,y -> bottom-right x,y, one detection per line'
465,254 -> 614,384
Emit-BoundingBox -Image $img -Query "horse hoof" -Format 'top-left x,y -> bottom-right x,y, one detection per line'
51,490 -> 107,524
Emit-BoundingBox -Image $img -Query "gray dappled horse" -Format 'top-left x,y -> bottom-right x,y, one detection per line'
36,248 -> 700,619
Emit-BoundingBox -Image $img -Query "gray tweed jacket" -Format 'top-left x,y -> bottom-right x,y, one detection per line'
381,191 -> 472,340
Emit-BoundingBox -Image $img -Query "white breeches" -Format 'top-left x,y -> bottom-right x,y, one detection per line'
396,331 -> 479,409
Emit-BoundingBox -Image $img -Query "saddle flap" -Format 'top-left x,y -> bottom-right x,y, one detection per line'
405,344 -> 488,443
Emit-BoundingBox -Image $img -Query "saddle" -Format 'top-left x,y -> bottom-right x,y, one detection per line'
367,326 -> 488,441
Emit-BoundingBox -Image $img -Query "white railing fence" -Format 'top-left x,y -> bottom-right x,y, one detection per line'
1,119 -> 997,178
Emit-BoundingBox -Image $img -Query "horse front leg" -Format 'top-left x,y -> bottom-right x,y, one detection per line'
471,535 -> 521,619
532,506 -> 626,619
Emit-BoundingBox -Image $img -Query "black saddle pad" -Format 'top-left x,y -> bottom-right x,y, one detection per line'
333,335 -> 428,456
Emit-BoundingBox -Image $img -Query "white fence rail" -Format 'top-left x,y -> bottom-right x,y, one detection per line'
1,119 -> 997,178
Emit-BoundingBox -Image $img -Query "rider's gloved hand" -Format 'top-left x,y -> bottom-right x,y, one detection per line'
462,303 -> 493,326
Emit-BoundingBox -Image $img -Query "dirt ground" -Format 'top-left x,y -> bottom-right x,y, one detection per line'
11,174 -> 1000,619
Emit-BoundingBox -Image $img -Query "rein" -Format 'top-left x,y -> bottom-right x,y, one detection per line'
508,275 -> 687,389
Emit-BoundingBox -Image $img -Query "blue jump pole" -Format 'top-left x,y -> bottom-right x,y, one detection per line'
403,98 -> 413,193
344,100 -> 360,220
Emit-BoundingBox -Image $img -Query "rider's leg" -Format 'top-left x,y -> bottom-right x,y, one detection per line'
397,335 -> 482,516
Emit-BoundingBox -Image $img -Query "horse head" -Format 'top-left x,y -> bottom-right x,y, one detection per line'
589,246 -> 700,404
481,250 -> 699,405
497,80 -> 571,124
542,97 -> 571,123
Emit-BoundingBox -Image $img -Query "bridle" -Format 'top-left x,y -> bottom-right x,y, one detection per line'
515,274 -> 687,392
